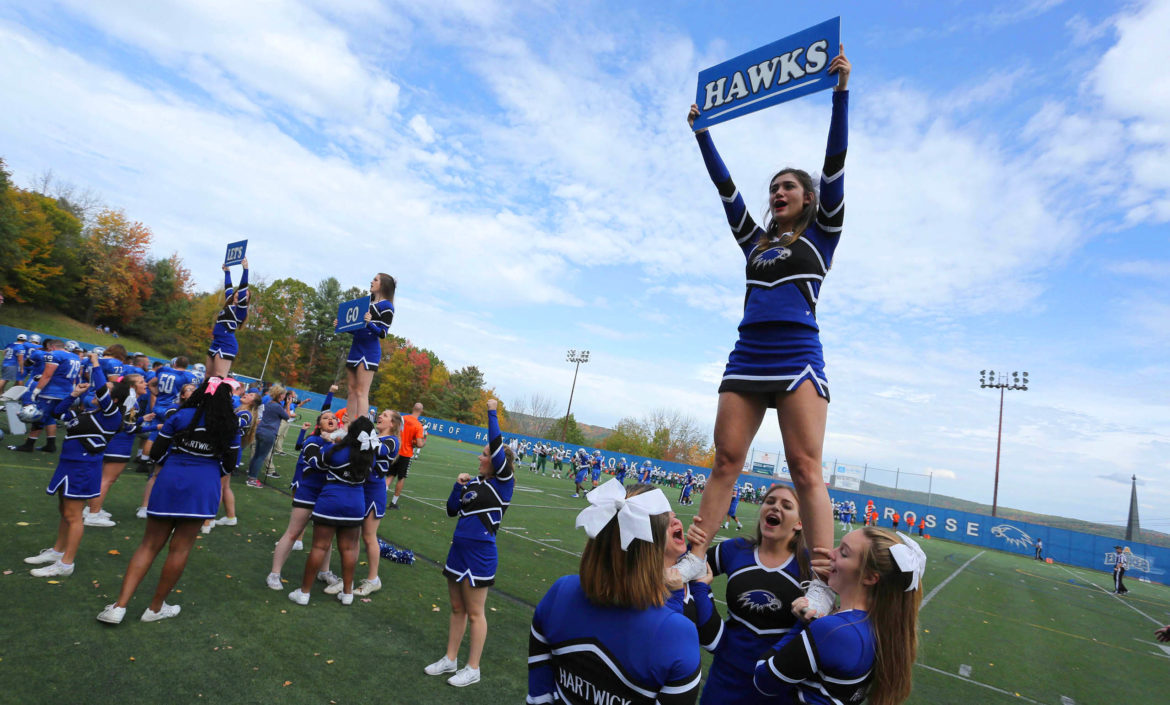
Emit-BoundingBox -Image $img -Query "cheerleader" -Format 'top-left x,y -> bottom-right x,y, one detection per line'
687,49 -> 851,618
83,378 -> 154,528
337,273 -> 395,421
528,480 -> 702,704
288,417 -> 382,606
326,408 -> 401,597
424,399 -> 514,688
97,377 -> 241,624
753,528 -> 925,705
24,358 -> 135,577
686,484 -> 810,705
204,386 -> 259,532
267,386 -> 340,591
206,259 -> 249,378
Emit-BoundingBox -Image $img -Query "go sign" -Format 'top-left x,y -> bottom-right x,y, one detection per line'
336,295 -> 371,333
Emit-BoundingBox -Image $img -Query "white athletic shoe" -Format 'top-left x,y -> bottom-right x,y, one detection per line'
292,540 -> 304,551
288,589 -> 310,606
674,552 -> 707,583
317,570 -> 341,586
84,513 -> 116,527
337,591 -> 353,605
31,560 -> 75,577
96,604 -> 126,624
141,602 -> 181,622
803,577 -> 837,618
324,579 -> 345,595
24,548 -> 63,565
354,578 -> 382,596
135,506 -> 148,519
447,666 -> 481,687
424,655 -> 458,676
200,522 -> 213,535
214,516 -> 237,526
266,573 -> 284,590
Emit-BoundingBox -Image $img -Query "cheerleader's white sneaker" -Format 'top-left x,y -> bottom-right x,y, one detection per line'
337,591 -> 353,605
674,552 -> 707,582
135,506 -> 148,519
317,570 -> 341,586
266,573 -> 283,590
292,540 -> 304,551
214,516 -> 237,526
803,577 -> 837,618
31,560 -> 74,577
141,602 -> 181,622
354,577 -> 381,596
288,589 -> 310,606
97,604 -> 126,624
424,655 -> 458,676
447,666 -> 480,687
24,547 -> 63,565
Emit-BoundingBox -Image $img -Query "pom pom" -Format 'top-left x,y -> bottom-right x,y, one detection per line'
377,538 -> 414,565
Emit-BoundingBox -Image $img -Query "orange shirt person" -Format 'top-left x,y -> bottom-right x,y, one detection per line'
388,402 -> 427,510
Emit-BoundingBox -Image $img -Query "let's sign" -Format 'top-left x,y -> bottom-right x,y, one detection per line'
224,240 -> 248,266
336,295 -> 370,334
692,17 -> 840,131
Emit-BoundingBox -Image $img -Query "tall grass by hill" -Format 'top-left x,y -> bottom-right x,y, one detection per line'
0,304 -> 169,358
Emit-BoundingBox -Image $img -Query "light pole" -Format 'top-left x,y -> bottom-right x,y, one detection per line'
561,349 -> 590,442
979,369 -> 1028,517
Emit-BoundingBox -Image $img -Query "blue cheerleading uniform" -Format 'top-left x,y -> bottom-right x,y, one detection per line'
310,443 -> 374,527
364,435 -> 400,518
103,395 -> 153,462
147,407 -> 241,519
701,538 -> 806,705
697,90 -> 847,404
345,298 -> 394,371
208,267 -> 249,360
753,610 -> 874,704
668,580 -> 724,652
289,390 -> 335,506
528,574 -> 702,705
45,366 -> 121,499
442,408 -> 513,587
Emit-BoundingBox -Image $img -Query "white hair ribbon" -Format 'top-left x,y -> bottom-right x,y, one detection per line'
123,389 -> 138,414
575,478 -> 671,551
890,532 -> 927,592
357,430 -> 378,451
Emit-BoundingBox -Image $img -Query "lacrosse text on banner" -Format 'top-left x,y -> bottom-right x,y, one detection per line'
692,16 -> 840,130
335,295 -> 371,334
223,239 -> 248,266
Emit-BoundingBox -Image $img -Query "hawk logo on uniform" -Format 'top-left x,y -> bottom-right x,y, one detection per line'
460,491 -> 478,506
990,524 -> 1033,549
737,589 -> 784,613
751,246 -> 792,269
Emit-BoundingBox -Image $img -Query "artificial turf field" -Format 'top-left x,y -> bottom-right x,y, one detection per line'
2,427 -> 1169,704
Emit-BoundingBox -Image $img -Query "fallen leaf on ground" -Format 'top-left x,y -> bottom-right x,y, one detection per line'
283,681 -> 292,687
15,521 -> 29,526
326,659 -> 334,665
108,549 -> 120,555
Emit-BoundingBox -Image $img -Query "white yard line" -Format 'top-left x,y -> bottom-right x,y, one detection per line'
914,663 -> 1043,704
1057,564 -> 1162,626
921,550 -> 984,609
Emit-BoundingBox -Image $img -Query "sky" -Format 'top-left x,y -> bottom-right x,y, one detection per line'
1,0 -> 1167,527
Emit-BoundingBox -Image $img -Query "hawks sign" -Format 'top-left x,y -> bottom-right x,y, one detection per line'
692,17 -> 840,131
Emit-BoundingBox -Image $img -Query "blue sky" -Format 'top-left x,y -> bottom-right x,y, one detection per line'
1,0 -> 1167,527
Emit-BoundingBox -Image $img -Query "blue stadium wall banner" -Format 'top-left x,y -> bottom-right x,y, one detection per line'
335,295 -> 371,334
223,239 -> 248,266
692,16 -> 840,131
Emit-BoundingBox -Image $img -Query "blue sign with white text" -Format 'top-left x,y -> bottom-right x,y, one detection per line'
224,239 -> 248,266
692,17 -> 840,130
335,295 -> 370,334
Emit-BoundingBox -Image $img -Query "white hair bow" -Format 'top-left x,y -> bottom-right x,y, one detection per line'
575,478 -> 671,550
890,532 -> 927,592
357,430 -> 378,451
123,389 -> 138,414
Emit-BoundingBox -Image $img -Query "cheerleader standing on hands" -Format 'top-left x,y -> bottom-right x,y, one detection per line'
528,480 -> 702,704
424,399 -> 514,688
97,378 -> 241,624
25,359 -> 139,577
753,528 -> 925,705
206,259 -> 249,378
688,49 -> 851,618
337,273 -> 395,421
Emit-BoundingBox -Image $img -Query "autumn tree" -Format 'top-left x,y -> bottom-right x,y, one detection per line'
82,209 -> 154,325
547,413 -> 587,445
1,189 -> 68,303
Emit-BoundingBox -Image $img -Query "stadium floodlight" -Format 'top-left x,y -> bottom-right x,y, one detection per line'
561,349 -> 591,443
979,369 -> 1031,517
